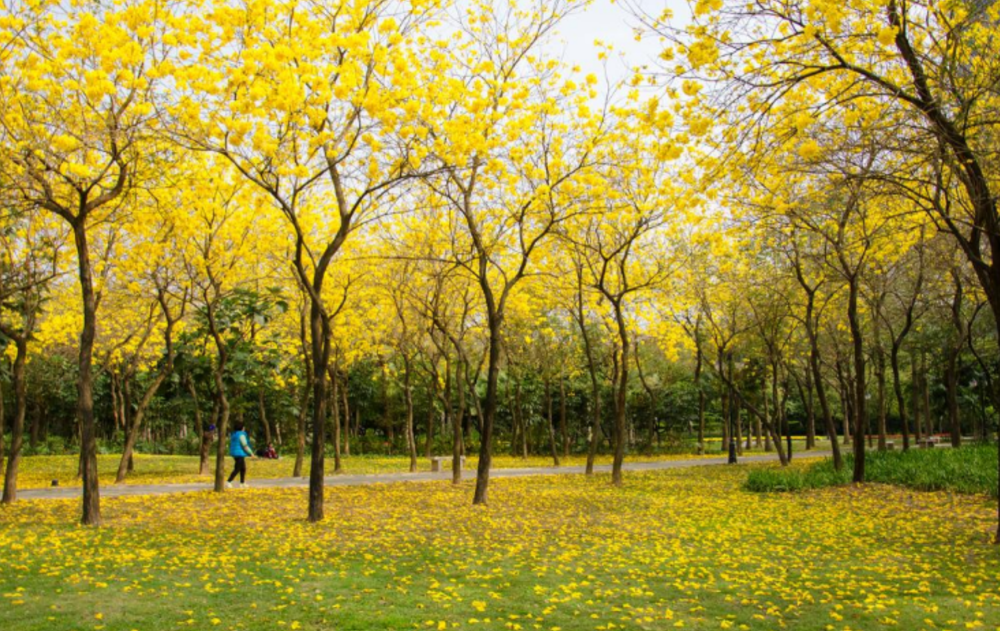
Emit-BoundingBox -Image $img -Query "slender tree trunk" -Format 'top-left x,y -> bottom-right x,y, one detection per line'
763,372 -> 772,452
911,352 -> 922,444
516,380 -> 527,459
876,349 -> 888,451
115,371 -> 167,483
72,221 -> 100,526
802,370 -> 816,450
453,359 -> 466,484
734,403 -> 743,456
2,338 -> 29,503
721,360 -> 730,454
922,350 -> 933,440
403,354 -> 417,473
307,301 -> 328,522
29,400 -> 40,452
258,388 -> 272,447
545,377 -> 559,466
329,365 -> 342,473
212,380 -> 231,492
293,370 -> 310,478
559,372 -> 568,458
847,278 -> 867,483
341,371 -> 351,456
611,306 -> 628,487
695,344 -> 705,454
892,346 -> 910,451
472,317 -> 501,505
425,373 -> 436,458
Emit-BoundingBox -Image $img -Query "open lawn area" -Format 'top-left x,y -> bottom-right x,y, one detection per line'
2,461 -> 997,631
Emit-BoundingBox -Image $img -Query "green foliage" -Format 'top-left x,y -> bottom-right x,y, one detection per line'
745,445 -> 999,497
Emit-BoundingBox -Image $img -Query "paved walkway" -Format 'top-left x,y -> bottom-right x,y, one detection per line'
18,451 -> 830,500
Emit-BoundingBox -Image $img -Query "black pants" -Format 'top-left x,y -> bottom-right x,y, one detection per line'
228,457 -> 246,483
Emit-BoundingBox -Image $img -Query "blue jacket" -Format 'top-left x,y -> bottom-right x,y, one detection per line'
229,430 -> 252,457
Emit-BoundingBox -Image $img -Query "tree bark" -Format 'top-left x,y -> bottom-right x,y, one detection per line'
403,354 -> 417,473
452,358 -> 466,484
472,316 -> 501,505
307,300 -> 329,521
2,337 -> 29,503
610,302 -> 629,486
293,366 -> 310,478
545,377 -> 559,466
258,388 -> 272,448
329,365 -> 342,473
559,372 -> 568,458
847,276 -> 867,484
73,220 -> 100,526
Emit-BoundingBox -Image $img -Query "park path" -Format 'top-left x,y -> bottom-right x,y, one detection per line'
18,451 -> 828,500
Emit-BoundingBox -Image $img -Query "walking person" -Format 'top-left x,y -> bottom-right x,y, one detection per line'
226,421 -> 255,488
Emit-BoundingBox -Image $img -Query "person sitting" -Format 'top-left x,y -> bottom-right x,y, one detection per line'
256,443 -> 279,459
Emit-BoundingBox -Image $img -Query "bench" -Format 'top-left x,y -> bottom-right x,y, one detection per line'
431,456 -> 466,472
917,438 -> 936,448
883,441 -> 895,450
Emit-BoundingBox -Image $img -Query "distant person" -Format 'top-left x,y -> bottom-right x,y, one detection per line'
255,443 -> 278,459
226,422 -> 255,488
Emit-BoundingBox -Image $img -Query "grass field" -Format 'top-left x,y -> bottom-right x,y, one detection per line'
746,445 -> 1000,497
1,459 -> 997,631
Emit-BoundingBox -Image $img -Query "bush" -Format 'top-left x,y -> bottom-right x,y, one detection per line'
745,444 -> 998,497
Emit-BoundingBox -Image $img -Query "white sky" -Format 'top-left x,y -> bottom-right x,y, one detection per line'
547,0 -> 691,86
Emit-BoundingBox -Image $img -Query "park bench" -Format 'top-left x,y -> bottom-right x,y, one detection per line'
917,438 -> 936,448
884,441 -> 895,450
431,455 -> 466,473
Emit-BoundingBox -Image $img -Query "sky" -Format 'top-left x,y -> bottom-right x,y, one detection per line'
546,0 -> 691,86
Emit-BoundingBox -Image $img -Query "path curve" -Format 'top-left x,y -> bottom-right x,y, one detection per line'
18,451 -> 829,500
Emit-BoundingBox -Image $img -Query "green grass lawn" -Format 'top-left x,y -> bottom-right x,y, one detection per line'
746,444 -> 1000,497
1,459 -> 997,631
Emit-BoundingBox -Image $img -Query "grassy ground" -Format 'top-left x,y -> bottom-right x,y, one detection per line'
10,443 -> 828,490
1,460 -> 997,631
745,444 -> 999,497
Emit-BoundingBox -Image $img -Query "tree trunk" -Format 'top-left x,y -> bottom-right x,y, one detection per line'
258,388 -> 272,448
115,370 -> 168,484
329,365 -> 342,473
516,380 -> 527,459
472,317 -> 501,505
212,378 -> 231,492
453,359 -> 466,484
611,305 -> 628,487
922,350 -> 933,440
72,221 -> 101,526
763,371 -> 772,452
847,277 -> 867,483
307,301 -> 328,522
293,371 -> 309,478
546,377 -> 559,466
892,347 -> 910,451
876,349 -> 888,451
801,369 -> 816,450
425,373 -> 436,458
403,354 -> 417,473
341,371 -> 351,456
559,372 -> 568,458
2,338 -> 29,503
